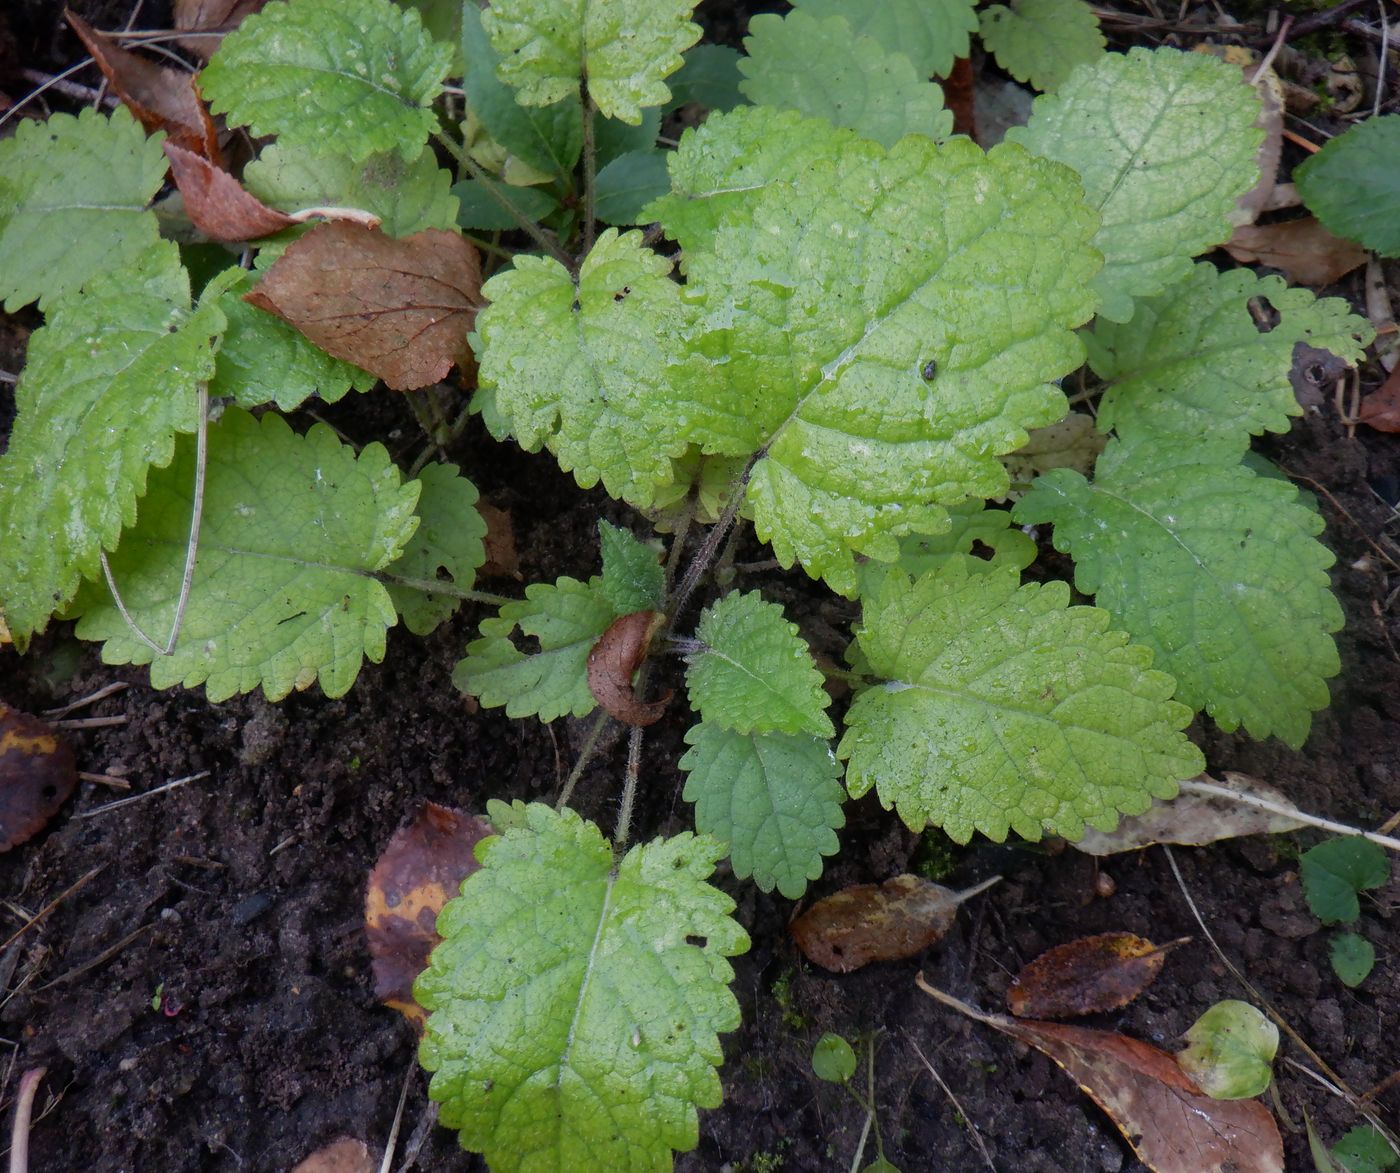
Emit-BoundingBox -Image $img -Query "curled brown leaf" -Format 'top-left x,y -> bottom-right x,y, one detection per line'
174,0 -> 268,59
163,143 -> 294,242
587,610 -> 670,727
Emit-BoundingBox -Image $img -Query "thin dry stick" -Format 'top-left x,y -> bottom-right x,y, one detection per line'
8,64 -> 111,124
555,710 -> 612,811
1376,1 -> 1391,120
50,716 -> 126,731
1249,14 -> 1293,83
0,868 -> 104,956
377,1060 -> 416,1173
72,771 -> 209,820
42,682 -> 129,719
1176,777 -> 1400,852
36,923 -> 154,991
903,1032 -> 996,1172
76,772 -> 130,791
8,1066 -> 46,1173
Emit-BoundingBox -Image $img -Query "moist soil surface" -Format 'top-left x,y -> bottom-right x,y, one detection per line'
2,3 -> 1399,1171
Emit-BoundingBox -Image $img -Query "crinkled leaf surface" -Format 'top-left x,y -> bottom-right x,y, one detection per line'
243,143 -> 460,237
1009,46 -> 1262,322
738,11 -> 951,148
1088,263 -> 1373,460
0,243 -> 224,648
481,0 -> 701,124
595,520 -> 663,615
856,503 -> 1037,599
790,0 -> 978,78
70,409 -> 419,702
681,724 -> 844,898
200,0 -> 452,161
385,462 -> 486,635
1015,441 -> 1342,746
416,804 -> 747,1172
1295,115 -> 1400,258
686,592 -> 833,737
839,557 -> 1202,842
0,106 -> 167,311
979,0 -> 1105,93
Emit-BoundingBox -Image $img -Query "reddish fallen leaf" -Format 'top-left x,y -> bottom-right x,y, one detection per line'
365,803 -> 493,1030
244,222 -> 482,391
477,501 -> 520,579
1008,932 -> 1183,1019
67,11 -> 221,163
587,610 -> 670,727
174,0 -> 268,59
790,874 -> 998,973
917,976 -> 1284,1173
291,1137 -> 375,1173
0,703 -> 77,852
1359,364 -> 1400,433
1225,217 -> 1369,288
163,143 -> 294,242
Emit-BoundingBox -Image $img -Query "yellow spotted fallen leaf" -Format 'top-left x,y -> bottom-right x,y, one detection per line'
0,702 -> 77,852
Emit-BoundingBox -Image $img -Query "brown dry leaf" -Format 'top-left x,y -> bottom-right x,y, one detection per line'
1359,363 -> 1400,433
67,11 -> 221,163
477,501 -> 521,579
244,222 -> 481,391
365,803 -> 493,1030
1224,218 -> 1369,288
917,977 -> 1285,1173
291,1137 -> 375,1173
174,0 -> 268,59
999,412 -> 1106,499
790,874 -> 997,973
586,610 -> 670,727
1071,771 -> 1306,855
1193,45 -> 1282,228
0,703 -> 78,852
163,143 -> 293,242
1008,932 -> 1181,1019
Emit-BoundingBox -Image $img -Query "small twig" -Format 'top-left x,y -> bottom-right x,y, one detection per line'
0,370 -> 18,385
72,771 -> 209,820
50,715 -> 126,731
555,710 -> 612,811
77,772 -> 131,791
0,867 -> 104,955
42,682 -> 129,719
36,922 -> 155,990
1177,777 -> 1400,852
10,64 -> 113,118
377,1060 -> 416,1173
903,1032 -> 995,1172
1376,1 -> 1392,120
1249,15 -> 1293,85
8,1066 -> 46,1173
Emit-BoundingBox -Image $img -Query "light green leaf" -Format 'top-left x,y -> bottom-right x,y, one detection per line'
979,0 -> 1105,93
461,1 -> 582,177
200,0 -> 453,161
1333,1126 -> 1400,1173
70,409 -> 419,702
385,462 -> 487,635
839,557 -> 1202,842
481,0 -> 701,124
1015,441 -> 1342,746
1177,1000 -> 1278,1100
686,592 -> 834,738
1329,932 -> 1376,988
1300,837 -> 1390,925
681,723 -> 844,898
416,804 -> 747,1172
450,179 -> 560,230
594,150 -> 672,225
0,242 -> 224,648
790,0 -> 978,78
595,520 -> 664,615
1088,263 -> 1374,460
856,503 -> 1037,599
1296,115 -> 1400,258
811,1032 -> 858,1083
738,11 -> 951,148
243,142 -> 460,237
1010,46 -> 1263,322
666,44 -> 744,113
207,267 -> 378,410
0,106 -> 167,312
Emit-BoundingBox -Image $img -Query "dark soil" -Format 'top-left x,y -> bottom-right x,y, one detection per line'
2,3 -> 1399,1171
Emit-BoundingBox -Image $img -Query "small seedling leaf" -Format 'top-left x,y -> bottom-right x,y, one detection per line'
979,0 -> 1105,92
841,557 -> 1202,842
1300,837 -> 1390,925
1295,116 -> 1400,258
680,724 -> 844,899
0,704 -> 78,852
595,521 -> 664,615
789,0 -> 977,78
384,462 -> 487,636
1008,933 -> 1171,1019
164,143 -> 295,242
1178,1000 -> 1279,1101
687,592 -> 834,738
199,0 -> 452,162
415,805 -> 747,1171
1332,1126 -> 1400,1173
587,610 -> 669,726
811,1033 -> 857,1083
1328,932 -> 1376,988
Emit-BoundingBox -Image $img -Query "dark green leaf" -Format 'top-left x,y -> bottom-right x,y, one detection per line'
666,44 -> 744,112
1295,116 -> 1400,258
811,1032 -> 857,1083
1300,837 -> 1390,925
594,150 -> 672,224
451,179 -> 560,230
1333,1125 -> 1399,1173
1328,932 -> 1375,988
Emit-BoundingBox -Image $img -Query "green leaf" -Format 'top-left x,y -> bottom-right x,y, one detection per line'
595,520 -> 664,615
451,179 -> 560,230
665,44 -> 744,113
481,0 -> 701,124
1177,1000 -> 1278,1100
1296,115 -> 1400,258
70,409 -> 420,702
811,1032 -> 857,1083
595,107 -> 662,168
206,267 -> 378,410
1329,932 -> 1376,988
1009,46 -> 1263,322
1015,441 -> 1343,746
243,142 -> 461,237
398,0 -> 463,67
416,804 -> 747,1172
0,243 -> 225,648
738,11 -> 951,148
856,503 -> 1037,599
686,592 -> 834,738
1088,263 -> 1373,460
790,0 -> 978,78
461,1 -> 582,177
1300,837 -> 1390,925
680,723 -> 844,898
979,0 -> 1105,93
0,106 -> 167,312
839,557 -> 1202,842
594,150 -> 672,225
200,0 -> 453,162
385,462 -> 487,635
1333,1126 -> 1400,1173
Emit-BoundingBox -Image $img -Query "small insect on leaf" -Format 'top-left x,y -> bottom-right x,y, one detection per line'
1007,932 -> 1182,1019
0,703 -> 78,852
586,609 -> 671,727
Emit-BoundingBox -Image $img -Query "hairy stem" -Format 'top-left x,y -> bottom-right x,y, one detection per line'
613,725 -> 646,851
442,133 -> 573,267
581,85 -> 598,255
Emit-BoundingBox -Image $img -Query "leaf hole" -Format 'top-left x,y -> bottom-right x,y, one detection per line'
685,934 -> 707,948
968,539 -> 996,562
